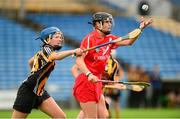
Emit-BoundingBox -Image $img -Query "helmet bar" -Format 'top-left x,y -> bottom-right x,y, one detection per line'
92,12 -> 113,24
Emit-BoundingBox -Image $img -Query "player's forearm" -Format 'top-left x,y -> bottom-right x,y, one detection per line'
117,17 -> 153,46
76,56 -> 90,74
116,37 -> 140,46
127,37 -> 140,45
71,64 -> 79,78
54,50 -> 75,60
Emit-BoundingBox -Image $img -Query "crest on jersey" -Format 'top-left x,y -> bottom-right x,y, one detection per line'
96,48 -> 100,52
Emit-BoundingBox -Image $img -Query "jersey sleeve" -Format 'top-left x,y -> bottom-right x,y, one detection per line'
42,46 -> 55,62
80,35 -> 93,50
48,52 -> 56,61
80,38 -> 87,50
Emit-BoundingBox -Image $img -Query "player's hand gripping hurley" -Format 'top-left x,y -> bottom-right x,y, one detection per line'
83,28 -> 142,52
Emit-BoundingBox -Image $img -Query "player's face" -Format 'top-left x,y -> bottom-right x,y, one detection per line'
102,20 -> 113,32
49,32 -> 64,50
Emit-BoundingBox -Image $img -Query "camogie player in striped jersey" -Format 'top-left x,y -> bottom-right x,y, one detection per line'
102,50 -> 124,118
12,27 -> 83,118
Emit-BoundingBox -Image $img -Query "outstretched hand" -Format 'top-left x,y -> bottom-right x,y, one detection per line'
139,17 -> 153,30
74,48 -> 83,56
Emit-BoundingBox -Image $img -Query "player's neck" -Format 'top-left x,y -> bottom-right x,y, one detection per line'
96,29 -> 106,38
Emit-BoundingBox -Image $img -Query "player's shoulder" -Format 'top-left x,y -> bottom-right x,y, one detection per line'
42,45 -> 54,57
81,31 -> 95,44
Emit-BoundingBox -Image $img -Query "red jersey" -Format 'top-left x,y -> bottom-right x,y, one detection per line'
73,30 -> 118,103
80,30 -> 118,75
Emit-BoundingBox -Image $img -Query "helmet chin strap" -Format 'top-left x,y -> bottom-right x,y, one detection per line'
53,39 -> 64,50
102,30 -> 111,35
53,45 -> 62,50
98,21 -> 111,35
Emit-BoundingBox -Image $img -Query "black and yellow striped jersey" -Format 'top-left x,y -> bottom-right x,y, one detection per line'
102,57 -> 121,95
102,57 -> 119,81
24,45 -> 56,96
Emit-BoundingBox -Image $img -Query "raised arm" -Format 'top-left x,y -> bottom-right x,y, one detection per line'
115,17 -> 153,46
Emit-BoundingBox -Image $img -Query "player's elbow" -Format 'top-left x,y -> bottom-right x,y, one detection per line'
28,59 -> 32,66
127,40 -> 135,46
28,59 -> 31,65
128,42 -> 133,46
76,56 -> 83,65
123,42 -> 133,46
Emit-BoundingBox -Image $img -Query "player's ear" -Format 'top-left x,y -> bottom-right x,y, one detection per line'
47,37 -> 51,44
95,21 -> 101,29
44,37 -> 51,44
94,22 -> 98,28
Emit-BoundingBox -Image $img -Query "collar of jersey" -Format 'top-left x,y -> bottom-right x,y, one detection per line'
94,29 -> 112,39
43,44 -> 54,51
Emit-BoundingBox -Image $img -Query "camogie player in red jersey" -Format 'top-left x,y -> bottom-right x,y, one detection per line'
73,12 -> 153,118
71,50 -> 124,119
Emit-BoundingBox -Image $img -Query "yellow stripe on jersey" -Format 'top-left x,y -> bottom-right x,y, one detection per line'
37,77 -> 48,96
106,58 -> 118,80
48,52 -> 56,61
35,62 -> 55,96
107,58 -> 113,75
31,53 -> 39,72
113,60 -> 120,81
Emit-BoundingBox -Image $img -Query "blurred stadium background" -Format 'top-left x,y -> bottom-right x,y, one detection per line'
0,0 -> 180,118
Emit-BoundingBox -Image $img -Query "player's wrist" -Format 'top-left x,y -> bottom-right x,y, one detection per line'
86,71 -> 92,77
138,26 -> 143,31
72,50 -> 76,57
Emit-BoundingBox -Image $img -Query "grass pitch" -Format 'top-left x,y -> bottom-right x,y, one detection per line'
0,108 -> 180,118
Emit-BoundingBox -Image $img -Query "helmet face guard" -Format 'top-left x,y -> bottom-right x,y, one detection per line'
51,32 -> 64,50
36,26 -> 64,50
91,12 -> 114,34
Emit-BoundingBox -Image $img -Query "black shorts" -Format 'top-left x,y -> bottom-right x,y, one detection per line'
107,93 -> 120,102
13,82 -> 50,113
104,89 -> 120,102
